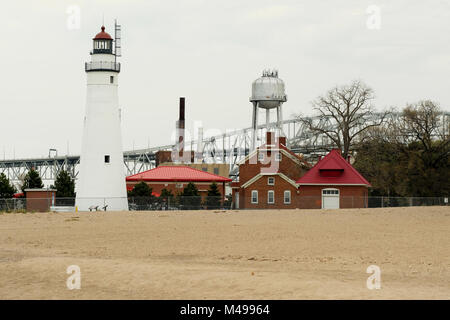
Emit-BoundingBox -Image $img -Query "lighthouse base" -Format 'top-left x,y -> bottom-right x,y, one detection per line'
75,197 -> 129,212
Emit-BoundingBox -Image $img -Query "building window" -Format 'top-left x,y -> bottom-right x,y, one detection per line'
202,167 -> 208,172
176,183 -> 183,188
213,167 -> 219,175
110,76 -> 114,84
268,190 -> 275,204
251,190 -> 258,204
275,152 -> 282,161
104,155 -> 110,163
258,152 -> 264,162
267,177 -> 275,185
323,189 -> 339,195
284,190 -> 291,204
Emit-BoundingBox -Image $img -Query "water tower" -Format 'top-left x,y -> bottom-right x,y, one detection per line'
250,69 -> 287,150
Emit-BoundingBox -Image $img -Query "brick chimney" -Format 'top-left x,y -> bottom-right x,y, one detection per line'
266,131 -> 274,146
176,97 -> 185,157
278,136 -> 286,146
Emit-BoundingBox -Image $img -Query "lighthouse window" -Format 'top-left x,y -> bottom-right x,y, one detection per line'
110,76 -> 114,84
104,155 -> 110,163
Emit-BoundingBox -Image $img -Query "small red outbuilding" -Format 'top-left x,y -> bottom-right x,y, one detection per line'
296,149 -> 371,209
126,165 -> 231,201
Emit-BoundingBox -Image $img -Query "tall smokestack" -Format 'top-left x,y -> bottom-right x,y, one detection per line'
195,127 -> 203,163
177,97 -> 185,157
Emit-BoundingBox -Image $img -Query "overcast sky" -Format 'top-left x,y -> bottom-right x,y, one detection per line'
1,0 -> 449,159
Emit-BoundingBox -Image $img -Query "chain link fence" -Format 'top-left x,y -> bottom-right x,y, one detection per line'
0,196 -> 448,212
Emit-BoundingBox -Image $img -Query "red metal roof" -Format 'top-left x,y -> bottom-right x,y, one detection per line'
126,166 -> 232,183
296,149 -> 371,186
93,26 -> 112,40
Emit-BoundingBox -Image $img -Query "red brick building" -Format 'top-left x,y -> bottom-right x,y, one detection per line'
25,188 -> 56,212
126,166 -> 231,201
231,132 -> 310,209
296,149 -> 371,209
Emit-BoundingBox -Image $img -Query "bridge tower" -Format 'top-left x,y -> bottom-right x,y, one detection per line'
75,22 -> 128,211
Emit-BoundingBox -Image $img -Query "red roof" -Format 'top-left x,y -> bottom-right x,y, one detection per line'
296,149 -> 371,186
126,166 -> 232,183
93,26 -> 112,40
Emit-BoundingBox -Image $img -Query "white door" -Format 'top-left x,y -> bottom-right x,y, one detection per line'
322,188 -> 340,209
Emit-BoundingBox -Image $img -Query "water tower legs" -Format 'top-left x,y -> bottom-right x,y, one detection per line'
251,102 -> 259,150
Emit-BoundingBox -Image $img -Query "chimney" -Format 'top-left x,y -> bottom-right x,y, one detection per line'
195,127 -> 203,163
179,97 -> 185,121
318,155 -> 322,161
347,155 -> 351,164
176,97 -> 185,156
278,136 -> 286,146
266,131 -> 273,146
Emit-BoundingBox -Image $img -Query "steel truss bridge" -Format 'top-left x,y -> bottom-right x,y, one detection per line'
1,112 -> 448,184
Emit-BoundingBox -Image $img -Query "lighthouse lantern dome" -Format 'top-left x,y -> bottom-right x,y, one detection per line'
92,26 -> 113,54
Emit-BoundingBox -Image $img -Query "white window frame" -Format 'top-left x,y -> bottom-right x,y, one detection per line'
267,190 -> 275,204
258,152 -> 264,162
284,190 -> 291,204
322,188 -> 339,195
267,177 -> 275,186
251,190 -> 258,204
275,152 -> 282,162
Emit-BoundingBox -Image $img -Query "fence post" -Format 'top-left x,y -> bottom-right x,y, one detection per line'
381,196 -> 383,208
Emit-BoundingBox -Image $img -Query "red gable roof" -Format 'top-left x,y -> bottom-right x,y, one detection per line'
126,166 -> 232,183
296,149 -> 371,186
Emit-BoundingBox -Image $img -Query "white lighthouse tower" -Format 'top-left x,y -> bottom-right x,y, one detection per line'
75,23 -> 128,211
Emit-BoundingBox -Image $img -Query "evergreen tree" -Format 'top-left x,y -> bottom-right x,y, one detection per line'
160,188 -> 174,200
179,182 -> 201,210
159,188 -> 174,209
205,182 -> 221,209
0,173 -> 16,198
54,170 -> 75,198
128,182 -> 155,210
21,168 -> 44,192
129,182 -> 152,197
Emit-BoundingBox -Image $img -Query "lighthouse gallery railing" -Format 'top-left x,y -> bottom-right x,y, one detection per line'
85,61 -> 121,72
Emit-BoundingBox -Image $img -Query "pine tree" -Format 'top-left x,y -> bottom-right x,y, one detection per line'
159,188 -> 174,210
54,170 -> 75,198
0,173 -> 16,198
129,182 -> 152,197
206,182 -> 221,209
160,188 -> 174,200
179,182 -> 201,210
21,168 -> 44,192
128,182 -> 155,210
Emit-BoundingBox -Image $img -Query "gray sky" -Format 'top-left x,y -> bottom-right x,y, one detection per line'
1,0 -> 449,159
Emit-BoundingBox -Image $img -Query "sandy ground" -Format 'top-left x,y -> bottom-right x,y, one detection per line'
0,206 -> 449,300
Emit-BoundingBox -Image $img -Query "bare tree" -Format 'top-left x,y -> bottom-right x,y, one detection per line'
400,100 -> 449,166
299,80 -> 388,158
